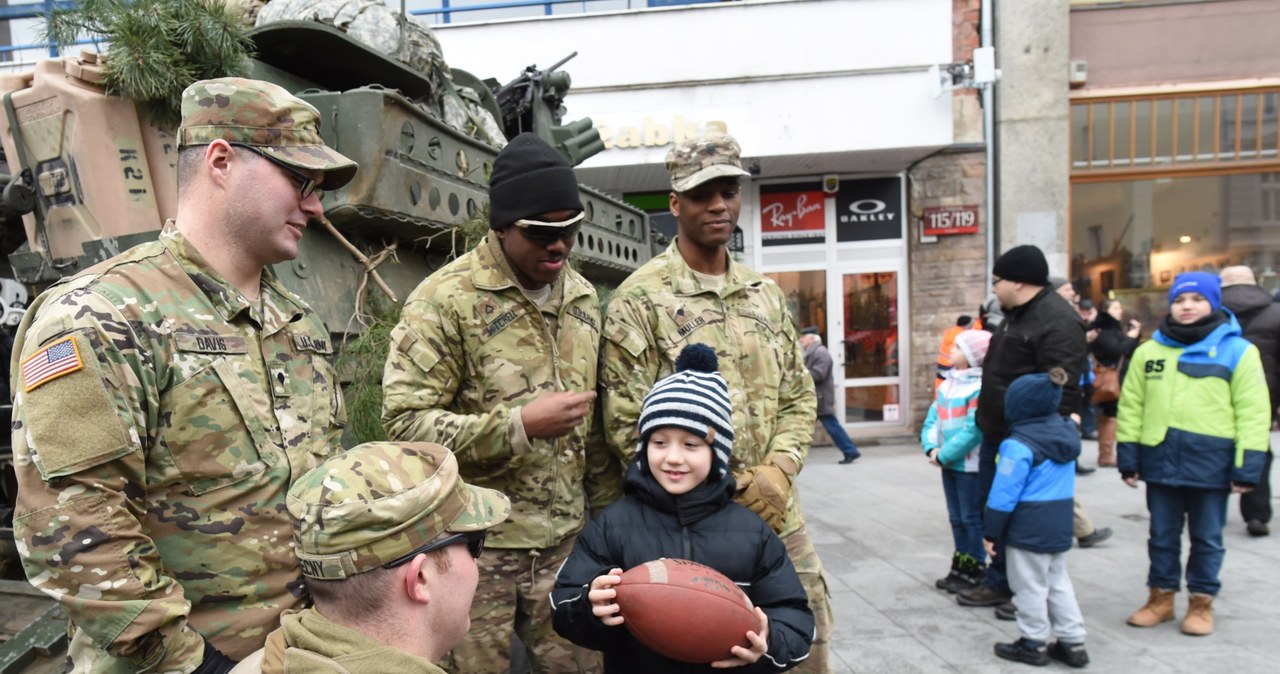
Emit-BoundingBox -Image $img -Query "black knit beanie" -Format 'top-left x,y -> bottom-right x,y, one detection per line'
992,244 -> 1050,286
488,133 -> 583,229
636,344 -> 734,480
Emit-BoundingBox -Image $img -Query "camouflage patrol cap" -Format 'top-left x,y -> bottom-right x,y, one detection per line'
177,77 -> 358,190
288,441 -> 510,580
666,134 -> 750,192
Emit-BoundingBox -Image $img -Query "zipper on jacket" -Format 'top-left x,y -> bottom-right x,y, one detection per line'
681,525 -> 692,560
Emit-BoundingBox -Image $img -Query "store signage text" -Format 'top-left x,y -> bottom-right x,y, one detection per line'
922,205 -> 979,236
836,177 -> 903,242
763,193 -> 822,230
840,199 -> 896,223
594,117 -> 729,150
760,187 -> 825,246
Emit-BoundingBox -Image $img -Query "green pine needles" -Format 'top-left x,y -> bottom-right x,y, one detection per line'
44,0 -> 254,128
335,296 -> 401,445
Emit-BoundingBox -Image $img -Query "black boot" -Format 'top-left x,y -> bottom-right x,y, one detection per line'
994,638 -> 1049,666
956,555 -> 986,589
935,552 -> 966,592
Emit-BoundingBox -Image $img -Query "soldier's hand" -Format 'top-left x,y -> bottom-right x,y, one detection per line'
523,390 -> 597,439
735,463 -> 791,533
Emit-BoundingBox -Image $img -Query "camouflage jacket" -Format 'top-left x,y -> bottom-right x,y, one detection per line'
382,235 -> 621,549
599,239 -> 817,537
10,224 -> 345,672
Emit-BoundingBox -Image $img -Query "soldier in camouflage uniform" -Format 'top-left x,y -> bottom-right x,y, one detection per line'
382,132 -> 619,674
9,78 -> 358,673
599,134 -> 835,673
230,441 -> 511,674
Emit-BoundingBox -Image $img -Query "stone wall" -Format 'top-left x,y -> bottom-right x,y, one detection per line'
907,151 -> 989,428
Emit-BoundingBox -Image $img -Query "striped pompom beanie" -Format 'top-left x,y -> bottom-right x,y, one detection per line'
637,343 -> 734,479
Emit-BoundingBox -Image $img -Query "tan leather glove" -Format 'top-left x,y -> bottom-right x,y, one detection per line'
735,456 -> 797,534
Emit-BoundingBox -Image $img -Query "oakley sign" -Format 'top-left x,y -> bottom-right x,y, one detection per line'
836,177 -> 903,242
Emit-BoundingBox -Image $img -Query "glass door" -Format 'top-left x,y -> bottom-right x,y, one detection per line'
837,269 -> 903,424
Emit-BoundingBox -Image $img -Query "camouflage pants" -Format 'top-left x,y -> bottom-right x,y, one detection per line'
786,527 -> 833,674
446,536 -> 602,674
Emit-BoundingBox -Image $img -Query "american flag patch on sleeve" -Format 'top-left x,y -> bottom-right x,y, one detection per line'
22,336 -> 85,392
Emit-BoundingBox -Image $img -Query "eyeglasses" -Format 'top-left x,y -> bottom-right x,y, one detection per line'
513,211 -> 585,246
382,530 -> 487,569
232,143 -> 324,201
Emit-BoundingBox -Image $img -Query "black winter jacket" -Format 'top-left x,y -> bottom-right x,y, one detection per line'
1222,283 -> 1280,420
977,288 -> 1087,443
1088,312 -> 1139,368
551,463 -> 814,673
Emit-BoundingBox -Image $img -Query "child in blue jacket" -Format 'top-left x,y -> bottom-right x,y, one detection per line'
985,369 -> 1089,669
1118,272 -> 1269,636
922,329 -> 992,593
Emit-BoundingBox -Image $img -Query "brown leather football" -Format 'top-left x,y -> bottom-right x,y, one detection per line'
614,558 -> 759,663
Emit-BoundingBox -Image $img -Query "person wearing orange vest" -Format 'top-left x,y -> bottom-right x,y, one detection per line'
937,315 -> 975,385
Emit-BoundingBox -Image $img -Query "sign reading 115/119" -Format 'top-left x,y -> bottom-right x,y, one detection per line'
922,205 -> 979,236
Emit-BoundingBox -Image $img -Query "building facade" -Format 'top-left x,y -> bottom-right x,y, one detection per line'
1069,0 -> 1280,326
437,0 -> 993,437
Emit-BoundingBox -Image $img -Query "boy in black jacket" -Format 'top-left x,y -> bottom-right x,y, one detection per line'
551,344 -> 814,673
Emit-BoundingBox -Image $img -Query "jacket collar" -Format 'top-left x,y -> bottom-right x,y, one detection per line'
272,608 -> 446,674
624,459 -> 735,527
1004,286 -> 1054,320
159,221 -> 304,331
1154,310 -> 1241,354
470,234 -> 594,307
663,237 -> 764,297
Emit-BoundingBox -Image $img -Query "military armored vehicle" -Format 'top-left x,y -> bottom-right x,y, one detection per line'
0,15 -> 650,670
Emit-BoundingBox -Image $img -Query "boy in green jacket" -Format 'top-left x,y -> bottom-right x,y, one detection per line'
1118,272 -> 1269,636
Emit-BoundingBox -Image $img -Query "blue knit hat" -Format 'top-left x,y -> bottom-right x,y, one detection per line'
637,344 -> 734,480
1004,368 -> 1068,423
1168,272 -> 1222,311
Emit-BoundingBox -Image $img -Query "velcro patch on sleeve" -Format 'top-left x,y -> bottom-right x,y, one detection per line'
23,332 -> 133,479
22,336 -> 84,392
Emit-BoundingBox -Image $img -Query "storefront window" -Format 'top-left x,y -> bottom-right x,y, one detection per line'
1071,89 -> 1279,173
1070,171 -> 1280,326
763,271 -> 826,334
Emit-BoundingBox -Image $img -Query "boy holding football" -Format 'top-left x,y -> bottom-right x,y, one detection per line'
551,343 -> 814,673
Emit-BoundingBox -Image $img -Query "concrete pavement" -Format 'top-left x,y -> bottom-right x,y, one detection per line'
802,436 -> 1280,673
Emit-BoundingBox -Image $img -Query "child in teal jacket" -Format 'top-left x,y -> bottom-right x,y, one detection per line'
922,329 -> 992,593
1118,272 -> 1269,637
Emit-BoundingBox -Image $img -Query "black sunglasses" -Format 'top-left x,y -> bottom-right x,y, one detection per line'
383,530 -> 487,569
518,222 -> 581,246
513,211 -> 584,246
232,143 -> 324,200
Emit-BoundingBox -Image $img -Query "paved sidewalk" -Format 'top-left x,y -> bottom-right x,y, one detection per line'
802,436 -> 1280,673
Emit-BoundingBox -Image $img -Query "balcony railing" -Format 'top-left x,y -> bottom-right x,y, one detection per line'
0,0 -> 720,70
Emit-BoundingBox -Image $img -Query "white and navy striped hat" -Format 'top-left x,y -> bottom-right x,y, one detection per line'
637,343 -> 734,479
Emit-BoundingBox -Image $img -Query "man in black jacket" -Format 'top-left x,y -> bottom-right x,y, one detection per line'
1221,266 -> 1279,537
958,245 -> 1088,610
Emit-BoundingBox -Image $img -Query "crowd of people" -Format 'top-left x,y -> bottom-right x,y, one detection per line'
924,244 -> 1274,667
6,74 -> 1275,674
7,78 -> 830,674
